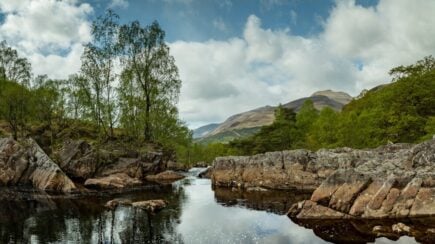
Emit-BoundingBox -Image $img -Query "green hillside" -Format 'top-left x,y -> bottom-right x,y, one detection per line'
180,56 -> 435,163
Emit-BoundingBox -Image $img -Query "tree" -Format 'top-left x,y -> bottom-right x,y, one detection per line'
229,106 -> 297,155
294,100 -> 319,148
308,107 -> 339,149
389,55 -> 435,81
80,10 -> 120,138
0,41 -> 32,86
0,81 -> 30,139
119,20 -> 181,142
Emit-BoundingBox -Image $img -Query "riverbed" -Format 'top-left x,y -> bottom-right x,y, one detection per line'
0,168 -> 420,243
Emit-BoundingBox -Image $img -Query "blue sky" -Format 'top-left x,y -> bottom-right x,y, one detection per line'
0,0 -> 434,128
87,0 -> 377,42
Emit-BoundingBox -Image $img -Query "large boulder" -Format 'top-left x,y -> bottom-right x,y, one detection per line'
132,199 -> 167,213
211,148 -> 352,191
84,173 -> 142,189
0,138 -> 76,192
145,170 -> 185,183
289,139 -> 435,219
56,140 -> 169,188
56,140 -> 97,180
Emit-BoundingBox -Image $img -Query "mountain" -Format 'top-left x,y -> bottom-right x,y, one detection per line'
195,90 -> 352,143
192,123 -> 220,139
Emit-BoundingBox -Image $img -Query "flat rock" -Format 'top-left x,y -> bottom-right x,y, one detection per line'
145,170 -> 185,183
132,199 -> 167,213
289,139 -> 435,219
84,173 -> 142,189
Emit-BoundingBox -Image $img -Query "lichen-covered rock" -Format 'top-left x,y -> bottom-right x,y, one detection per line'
84,173 -> 142,189
211,149 -> 333,191
210,147 -> 372,191
132,199 -> 167,213
0,138 -> 76,192
289,139 -> 435,219
56,140 -> 170,189
145,170 -> 185,183
105,198 -> 133,210
57,140 -> 97,180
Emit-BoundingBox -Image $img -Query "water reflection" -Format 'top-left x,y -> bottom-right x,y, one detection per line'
0,169 -> 323,243
0,168 -> 425,243
213,186 -> 311,215
290,218 -> 435,244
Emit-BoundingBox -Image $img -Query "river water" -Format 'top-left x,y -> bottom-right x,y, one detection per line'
0,168 -> 421,243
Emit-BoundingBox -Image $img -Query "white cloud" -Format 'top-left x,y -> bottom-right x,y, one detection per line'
213,18 -> 227,32
171,0 -> 435,127
109,0 -> 129,9
324,0 -> 435,90
0,0 -> 93,78
1,0 -> 435,128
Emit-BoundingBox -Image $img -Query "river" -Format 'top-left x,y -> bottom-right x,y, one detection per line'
0,168 -> 420,243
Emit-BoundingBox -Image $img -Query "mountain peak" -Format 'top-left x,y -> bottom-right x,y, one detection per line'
311,90 -> 352,105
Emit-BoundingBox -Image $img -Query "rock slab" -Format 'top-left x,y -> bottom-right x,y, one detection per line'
288,139 -> 435,219
0,138 -> 76,192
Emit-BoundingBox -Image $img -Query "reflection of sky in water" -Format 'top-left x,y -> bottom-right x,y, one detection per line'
373,236 -> 418,244
0,168 -> 422,243
176,178 -> 326,244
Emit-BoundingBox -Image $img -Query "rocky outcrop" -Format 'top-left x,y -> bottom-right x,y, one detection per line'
0,138 -> 76,192
104,199 -> 168,213
84,173 -> 142,189
56,140 -> 169,189
211,149 -> 345,191
145,170 -> 185,183
288,139 -> 435,219
132,199 -> 167,213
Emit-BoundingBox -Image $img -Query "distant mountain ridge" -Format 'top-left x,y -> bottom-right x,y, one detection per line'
192,123 -> 220,139
193,90 -> 352,143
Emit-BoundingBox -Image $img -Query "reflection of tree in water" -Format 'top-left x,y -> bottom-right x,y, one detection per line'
0,184 -> 187,243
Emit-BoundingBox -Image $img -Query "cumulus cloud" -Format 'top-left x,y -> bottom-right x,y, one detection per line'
171,15 -> 357,127
171,0 -> 435,127
0,0 -> 93,79
1,0 -> 435,127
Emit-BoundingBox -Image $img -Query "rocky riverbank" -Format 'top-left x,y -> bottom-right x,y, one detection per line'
288,139 -> 435,219
211,148 -> 349,191
0,137 -> 185,193
210,139 -> 435,219
0,138 -> 76,192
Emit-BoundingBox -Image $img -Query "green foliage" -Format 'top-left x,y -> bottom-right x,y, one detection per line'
422,116 -> 435,140
0,41 -> 32,86
175,142 -> 237,166
229,106 -> 297,155
294,100 -> 319,148
307,107 -> 339,149
80,10 -> 120,138
220,56 -> 435,156
0,11 -> 191,159
118,20 -> 181,142
0,80 -> 31,139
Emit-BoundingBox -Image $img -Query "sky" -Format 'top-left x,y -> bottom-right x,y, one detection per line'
0,0 -> 435,129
